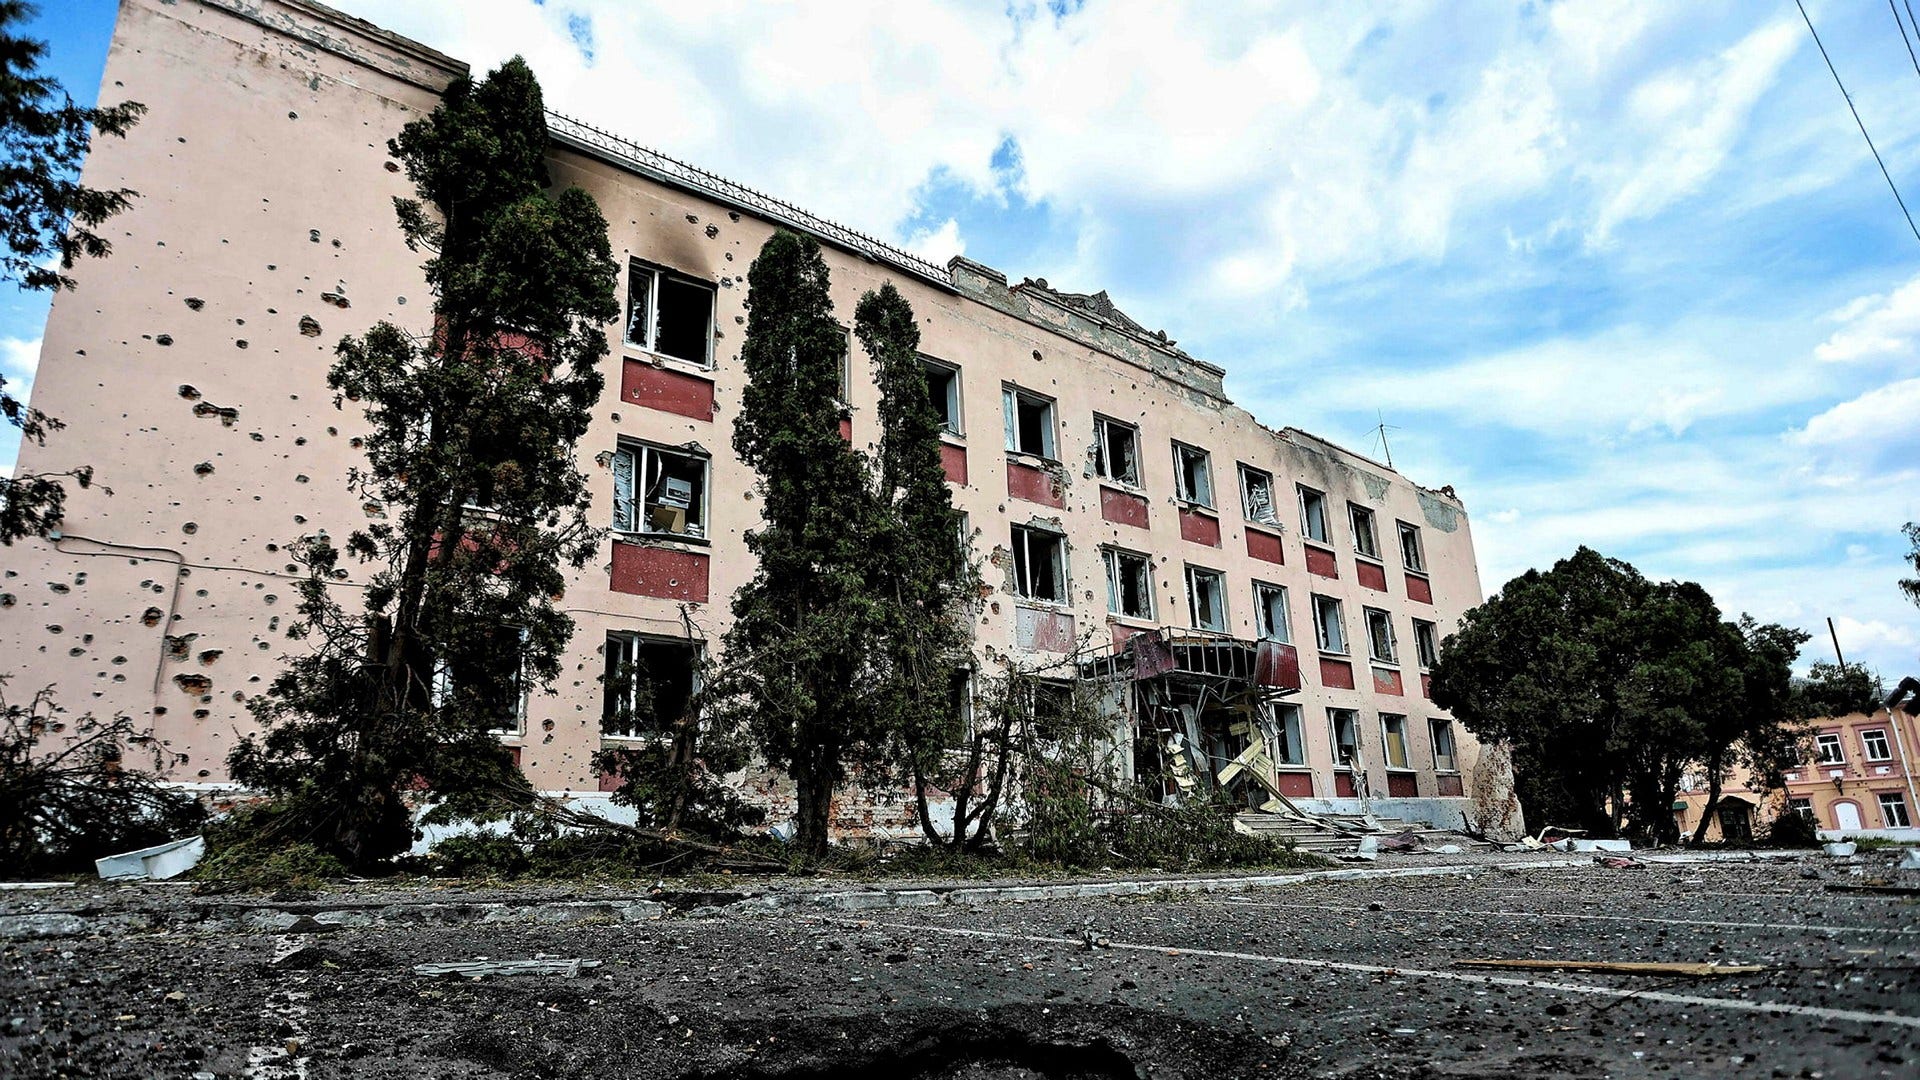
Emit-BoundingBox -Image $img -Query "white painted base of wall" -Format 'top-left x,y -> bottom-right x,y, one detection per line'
1293,797 -> 1473,831
1817,827 -> 1920,843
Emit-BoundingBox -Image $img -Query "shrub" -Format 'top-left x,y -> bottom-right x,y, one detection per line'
1763,809 -> 1819,849
192,804 -> 349,889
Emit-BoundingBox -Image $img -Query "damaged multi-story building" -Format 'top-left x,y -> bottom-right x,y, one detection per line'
3,0 -> 1521,840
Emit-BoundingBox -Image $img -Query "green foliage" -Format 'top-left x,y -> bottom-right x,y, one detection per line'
592,647 -> 762,837
229,58 -> 619,870
1902,522 -> 1919,611
1762,809 -> 1819,849
1431,546 -> 1806,841
0,0 -> 143,543
428,833 -> 529,878
1105,801 -> 1312,871
1791,661 -> 1884,719
194,806 -> 350,889
0,680 -> 205,876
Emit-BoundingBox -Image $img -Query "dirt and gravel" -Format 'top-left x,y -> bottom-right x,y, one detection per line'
3,853 -> 1916,1078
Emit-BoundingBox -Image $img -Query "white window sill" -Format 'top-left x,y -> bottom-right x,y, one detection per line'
1014,597 -> 1073,611
1106,612 -> 1157,627
1097,477 -> 1147,495
1175,499 -> 1217,514
1005,449 -> 1060,467
622,344 -> 715,377
612,529 -> 711,550
1245,518 -> 1283,531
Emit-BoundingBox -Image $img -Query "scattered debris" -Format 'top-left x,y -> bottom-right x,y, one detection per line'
1456,959 -> 1765,977
94,835 -> 206,880
1825,881 -> 1920,896
1594,855 -> 1647,869
1822,841 -> 1857,857
413,958 -> 603,979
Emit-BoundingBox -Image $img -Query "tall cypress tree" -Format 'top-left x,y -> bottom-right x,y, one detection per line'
719,230 -> 887,859
229,59 -> 618,868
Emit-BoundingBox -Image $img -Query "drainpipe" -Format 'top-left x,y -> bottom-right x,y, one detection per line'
1884,677 -> 1920,831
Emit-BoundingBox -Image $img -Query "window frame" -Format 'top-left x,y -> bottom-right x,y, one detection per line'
1312,594 -> 1348,655
1380,714 -> 1411,771
1429,717 -> 1457,773
1239,464 -> 1279,526
922,356 -> 964,436
1861,729 -> 1892,762
1349,503 -> 1380,559
1254,581 -> 1290,643
1010,523 -> 1068,603
1789,797 -> 1815,821
612,440 -> 712,541
1102,545 -> 1155,620
1412,618 -> 1438,671
1272,703 -> 1306,767
1397,520 -> 1427,574
1185,564 -> 1228,632
1878,792 -> 1912,829
601,631 -> 705,742
1002,384 -> 1058,460
1815,732 -> 1845,764
1329,708 -> 1359,769
1299,485 -> 1332,545
1363,607 -> 1398,666
431,625 -> 527,737
1172,441 -> 1215,508
623,257 -> 716,369
1092,414 -> 1141,487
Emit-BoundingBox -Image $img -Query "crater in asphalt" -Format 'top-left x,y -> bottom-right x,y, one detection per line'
673,1014 -> 1143,1080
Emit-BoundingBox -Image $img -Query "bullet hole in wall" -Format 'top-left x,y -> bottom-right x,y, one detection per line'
185,297 -> 204,311
299,315 -> 321,336
155,334 -> 173,346
193,462 -> 214,476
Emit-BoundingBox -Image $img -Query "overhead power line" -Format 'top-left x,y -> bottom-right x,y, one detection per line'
1796,0 -> 1920,245
1895,0 -> 1920,79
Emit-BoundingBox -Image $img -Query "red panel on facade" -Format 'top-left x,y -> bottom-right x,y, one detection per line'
1305,544 -> 1339,579
1420,673 -> 1432,699
1437,774 -> 1464,797
597,766 -> 622,792
621,359 -> 715,421
1245,527 -> 1284,564
1178,507 -> 1221,547
1372,666 -> 1404,696
609,542 -> 710,603
1100,485 -> 1150,528
1406,573 -> 1433,604
1319,656 -> 1355,689
1335,771 -> 1357,798
1255,641 -> 1301,690
1277,771 -> 1314,798
941,442 -> 968,486
837,416 -> 853,442
1016,605 -> 1076,652
1356,560 -> 1388,592
1006,459 -> 1064,508
506,746 -> 522,768
1111,623 -> 1145,652
1387,772 -> 1418,798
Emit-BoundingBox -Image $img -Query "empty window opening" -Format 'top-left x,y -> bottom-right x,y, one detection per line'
1398,521 -> 1426,573
836,326 -> 854,402
1350,504 -> 1379,558
1330,708 -> 1359,768
613,442 -> 709,538
1364,607 -> 1398,665
1104,547 -> 1154,619
432,625 -> 526,735
1031,677 -> 1076,742
1815,732 -> 1845,764
924,358 -> 962,434
1412,619 -> 1438,670
1862,729 -> 1892,761
1173,442 -> 1214,506
1879,792 -> 1911,829
1254,582 -> 1290,643
624,259 -> 715,367
1300,486 -> 1330,544
1429,718 -> 1456,772
1240,466 -> 1278,525
1381,714 -> 1410,770
1003,386 -> 1057,459
1271,704 -> 1305,766
1093,415 -> 1140,485
949,668 -> 975,739
1313,594 -> 1347,655
602,633 -> 701,739
1186,565 -> 1227,632
1011,524 -> 1067,602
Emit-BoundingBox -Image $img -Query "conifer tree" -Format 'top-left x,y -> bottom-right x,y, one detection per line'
228,59 -> 618,868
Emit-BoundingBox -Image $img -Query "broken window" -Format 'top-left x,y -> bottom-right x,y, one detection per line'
1815,732 -> 1845,764
837,326 -> 854,402
1240,465 -> 1278,525
1254,581 -> 1290,642
1412,618 -> 1438,670
1011,524 -> 1067,602
1364,607 -> 1397,665
924,357 -> 962,435
950,668 -> 975,739
1862,729 -> 1892,761
1003,385 -> 1056,459
1299,485 -> 1330,544
612,442 -> 709,539
1398,520 -> 1426,573
1272,704 -> 1306,766
624,258 -> 714,367
432,625 -> 525,735
602,633 -> 701,739
1031,677 -> 1075,742
1381,714 -> 1410,770
1429,718 -> 1456,772
1312,594 -> 1347,655
1172,442 -> 1213,507
1093,415 -> 1140,485
1789,797 -> 1815,821
1330,708 -> 1359,768
1349,504 -> 1379,558
1103,547 -> 1153,620
1185,565 -> 1226,632
1878,792 -> 1911,829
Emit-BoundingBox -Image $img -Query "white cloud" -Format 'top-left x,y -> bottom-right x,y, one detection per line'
1815,275 -> 1920,363
902,218 -> 965,265
0,336 -> 41,399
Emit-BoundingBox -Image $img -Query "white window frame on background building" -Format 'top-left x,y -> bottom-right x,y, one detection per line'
1363,607 -> 1398,665
612,441 -> 710,540
1186,564 -> 1227,632
1299,485 -> 1331,544
1172,441 -> 1214,507
601,632 -> 703,741
1862,729 -> 1892,762
1092,415 -> 1140,486
1397,520 -> 1426,573
1329,708 -> 1359,768
1380,714 -> 1411,770
923,356 -> 963,435
1878,792 -> 1912,829
1312,594 -> 1347,655
1271,703 -> 1306,767
1239,464 -> 1279,525
1003,385 -> 1057,459
1011,523 -> 1068,602
1815,732 -> 1845,764
1254,581 -> 1290,642
1103,546 -> 1154,620
1349,503 -> 1379,559
623,257 -> 715,368
1412,618 -> 1438,670
1429,717 -> 1457,773
431,625 -> 527,736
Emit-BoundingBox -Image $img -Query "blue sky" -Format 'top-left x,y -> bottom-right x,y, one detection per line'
9,0 -> 1920,678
